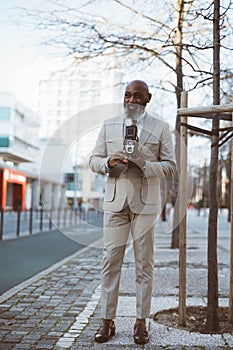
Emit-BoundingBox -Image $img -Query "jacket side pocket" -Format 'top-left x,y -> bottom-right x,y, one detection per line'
104,179 -> 116,202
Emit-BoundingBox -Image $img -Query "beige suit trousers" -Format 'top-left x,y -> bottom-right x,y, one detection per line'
101,206 -> 157,319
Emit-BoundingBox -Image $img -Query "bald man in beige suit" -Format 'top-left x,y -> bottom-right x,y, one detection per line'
89,80 -> 176,345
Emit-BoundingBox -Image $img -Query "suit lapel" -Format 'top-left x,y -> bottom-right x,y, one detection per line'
109,113 -> 157,148
109,115 -> 124,149
139,113 -> 156,145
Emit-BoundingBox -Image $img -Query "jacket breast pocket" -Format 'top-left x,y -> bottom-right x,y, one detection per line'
107,139 -> 123,154
143,141 -> 160,160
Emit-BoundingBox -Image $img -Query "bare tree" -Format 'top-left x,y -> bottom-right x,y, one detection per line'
17,1 -> 233,91
206,0 -> 220,332
171,0 -> 185,249
18,2 -> 233,331
18,0 -> 233,250
167,1 -> 233,250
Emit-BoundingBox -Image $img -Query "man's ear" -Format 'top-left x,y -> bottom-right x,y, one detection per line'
147,93 -> 152,103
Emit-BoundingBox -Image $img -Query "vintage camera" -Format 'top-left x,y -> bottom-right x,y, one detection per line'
123,124 -> 139,158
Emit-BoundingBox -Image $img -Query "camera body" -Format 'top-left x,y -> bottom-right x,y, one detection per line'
123,124 -> 139,158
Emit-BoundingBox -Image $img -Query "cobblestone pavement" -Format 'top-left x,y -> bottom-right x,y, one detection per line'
0,210 -> 232,349
0,245 -> 103,350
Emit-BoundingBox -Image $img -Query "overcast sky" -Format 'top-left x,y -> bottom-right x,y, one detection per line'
0,0 -> 63,108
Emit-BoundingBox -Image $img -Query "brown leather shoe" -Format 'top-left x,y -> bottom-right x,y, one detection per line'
94,320 -> 115,343
133,322 -> 149,344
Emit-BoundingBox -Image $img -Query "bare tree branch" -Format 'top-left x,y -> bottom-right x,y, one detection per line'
16,0 -> 233,97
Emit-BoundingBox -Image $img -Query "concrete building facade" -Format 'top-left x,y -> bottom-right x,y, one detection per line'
0,92 -> 63,211
37,57 -> 124,209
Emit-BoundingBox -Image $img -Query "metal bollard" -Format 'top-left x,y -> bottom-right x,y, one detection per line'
0,208 -> 4,240
16,206 -> 21,237
75,208 -> 78,225
63,207 -> 67,227
57,207 -> 61,227
40,207 -> 43,232
49,208 -> 53,231
29,207 -> 33,235
69,207 -> 72,225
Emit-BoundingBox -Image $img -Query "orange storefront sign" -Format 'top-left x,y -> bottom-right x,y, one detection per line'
0,168 -> 27,211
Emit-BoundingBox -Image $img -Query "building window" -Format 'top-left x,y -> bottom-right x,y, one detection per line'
0,136 -> 10,147
0,107 -> 11,120
64,173 -> 75,190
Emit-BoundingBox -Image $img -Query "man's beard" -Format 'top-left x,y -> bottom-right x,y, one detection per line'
124,103 -> 145,122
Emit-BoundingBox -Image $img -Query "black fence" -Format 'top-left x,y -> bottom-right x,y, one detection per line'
0,206 -> 102,240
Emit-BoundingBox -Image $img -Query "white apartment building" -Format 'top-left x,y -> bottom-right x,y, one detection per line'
38,57 -> 124,208
38,57 -> 123,139
0,92 -> 39,164
0,92 -> 64,211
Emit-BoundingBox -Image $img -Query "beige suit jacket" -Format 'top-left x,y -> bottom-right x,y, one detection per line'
89,113 -> 176,214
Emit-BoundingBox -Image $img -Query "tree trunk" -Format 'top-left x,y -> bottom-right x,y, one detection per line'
225,155 -> 231,222
207,0 -> 220,332
171,0 -> 184,249
228,156 -> 232,222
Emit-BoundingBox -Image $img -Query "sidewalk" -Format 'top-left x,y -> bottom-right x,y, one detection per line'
0,210 -> 232,349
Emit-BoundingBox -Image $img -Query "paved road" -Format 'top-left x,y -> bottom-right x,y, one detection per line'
0,210 -> 231,349
0,222 -> 103,294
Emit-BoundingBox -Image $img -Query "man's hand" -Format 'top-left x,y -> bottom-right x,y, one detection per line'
108,150 -> 128,167
128,147 -> 146,170
107,148 -> 145,177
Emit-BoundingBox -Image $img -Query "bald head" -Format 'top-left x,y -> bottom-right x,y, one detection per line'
126,80 -> 150,93
124,80 -> 152,107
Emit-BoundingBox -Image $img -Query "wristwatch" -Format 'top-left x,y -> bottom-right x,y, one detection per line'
105,157 -> 112,173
